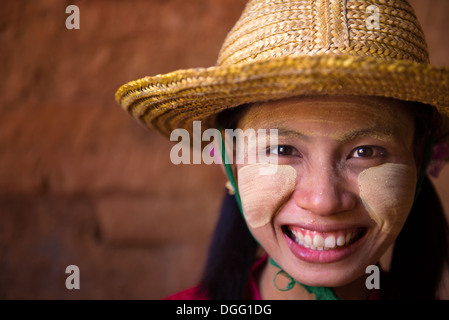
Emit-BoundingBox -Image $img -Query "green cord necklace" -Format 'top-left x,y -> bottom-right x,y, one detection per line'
269,257 -> 338,300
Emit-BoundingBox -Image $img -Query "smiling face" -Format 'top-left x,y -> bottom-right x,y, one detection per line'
233,96 -> 417,288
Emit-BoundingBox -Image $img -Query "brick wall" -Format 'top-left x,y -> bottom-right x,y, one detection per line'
0,0 -> 448,299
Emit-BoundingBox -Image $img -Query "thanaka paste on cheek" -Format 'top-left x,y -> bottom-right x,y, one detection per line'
358,163 -> 417,234
238,164 -> 297,228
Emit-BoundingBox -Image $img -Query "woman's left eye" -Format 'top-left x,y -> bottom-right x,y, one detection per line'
349,146 -> 385,159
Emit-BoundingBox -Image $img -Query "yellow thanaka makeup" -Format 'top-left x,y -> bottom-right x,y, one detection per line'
358,163 -> 417,234
238,164 -> 297,228
242,97 -> 413,149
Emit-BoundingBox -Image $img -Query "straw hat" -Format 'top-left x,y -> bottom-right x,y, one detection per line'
115,0 -> 449,142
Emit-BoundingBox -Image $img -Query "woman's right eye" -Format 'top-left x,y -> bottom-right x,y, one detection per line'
268,145 -> 299,156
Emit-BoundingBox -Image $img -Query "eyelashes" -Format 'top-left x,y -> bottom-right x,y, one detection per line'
266,145 -> 387,160
267,145 -> 299,157
348,146 -> 387,159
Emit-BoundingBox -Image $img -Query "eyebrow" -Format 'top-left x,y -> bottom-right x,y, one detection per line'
338,127 -> 395,143
275,128 -> 309,140
274,126 -> 395,143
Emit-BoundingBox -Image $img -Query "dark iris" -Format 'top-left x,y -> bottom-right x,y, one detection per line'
356,147 -> 374,157
278,146 -> 288,154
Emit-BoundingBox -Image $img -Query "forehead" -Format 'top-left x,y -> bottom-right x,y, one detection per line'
238,96 -> 414,137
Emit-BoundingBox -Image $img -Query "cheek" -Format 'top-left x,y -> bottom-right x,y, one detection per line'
358,163 -> 417,235
237,164 -> 297,228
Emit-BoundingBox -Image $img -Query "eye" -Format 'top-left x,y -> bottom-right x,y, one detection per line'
268,145 -> 299,157
349,146 -> 385,159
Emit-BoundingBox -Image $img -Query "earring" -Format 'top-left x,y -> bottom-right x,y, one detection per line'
225,180 -> 235,195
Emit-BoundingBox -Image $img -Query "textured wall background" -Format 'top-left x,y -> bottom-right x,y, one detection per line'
0,0 -> 448,299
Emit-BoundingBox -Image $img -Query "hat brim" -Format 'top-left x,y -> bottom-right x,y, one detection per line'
115,55 -> 449,139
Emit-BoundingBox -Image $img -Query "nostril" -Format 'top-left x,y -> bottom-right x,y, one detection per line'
293,184 -> 356,216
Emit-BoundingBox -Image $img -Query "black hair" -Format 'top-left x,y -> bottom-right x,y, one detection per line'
198,99 -> 449,300
198,192 -> 258,299
197,104 -> 258,299
384,176 -> 449,299
383,101 -> 449,299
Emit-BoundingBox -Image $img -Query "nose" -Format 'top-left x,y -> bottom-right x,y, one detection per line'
292,165 -> 356,216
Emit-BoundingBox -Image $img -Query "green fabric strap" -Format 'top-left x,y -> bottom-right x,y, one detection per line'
219,129 -> 243,213
270,257 -> 339,300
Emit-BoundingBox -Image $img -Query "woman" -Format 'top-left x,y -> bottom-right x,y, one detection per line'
115,0 -> 449,299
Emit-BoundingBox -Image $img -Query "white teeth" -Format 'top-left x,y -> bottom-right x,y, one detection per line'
296,231 -> 304,244
337,235 -> 346,246
290,227 -> 360,250
304,234 -> 312,247
324,235 -> 336,249
313,234 -> 324,248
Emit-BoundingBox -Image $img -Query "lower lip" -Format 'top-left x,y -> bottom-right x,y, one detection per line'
283,231 -> 365,264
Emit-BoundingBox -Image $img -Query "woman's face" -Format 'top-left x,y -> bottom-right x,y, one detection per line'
233,96 -> 417,287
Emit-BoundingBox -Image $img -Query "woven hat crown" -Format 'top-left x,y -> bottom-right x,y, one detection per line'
217,0 -> 429,66
115,0 -> 449,142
